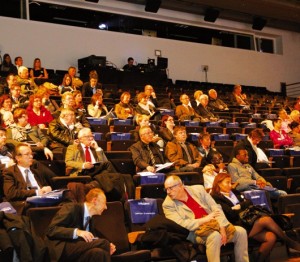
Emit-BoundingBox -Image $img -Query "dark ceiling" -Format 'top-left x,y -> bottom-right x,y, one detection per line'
117,0 -> 300,32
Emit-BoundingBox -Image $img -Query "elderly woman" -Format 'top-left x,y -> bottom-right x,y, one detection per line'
0,95 -> 14,127
211,173 -> 300,262
114,91 -> 134,119
26,94 -> 53,129
158,115 -> 175,143
6,108 -> 53,160
135,92 -> 157,119
191,90 -> 203,109
87,93 -> 108,118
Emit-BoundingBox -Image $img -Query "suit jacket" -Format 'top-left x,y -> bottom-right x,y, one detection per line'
81,82 -> 102,97
211,190 -> 252,225
129,141 -> 165,172
162,185 -> 229,243
165,140 -> 202,169
47,203 -> 100,261
52,107 -> 90,128
3,160 -> 54,202
175,104 -> 195,121
65,144 -> 109,176
194,104 -> 216,119
114,102 -> 134,120
208,97 -> 228,111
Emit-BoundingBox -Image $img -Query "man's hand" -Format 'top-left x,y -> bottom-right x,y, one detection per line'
110,243 -> 116,255
219,226 -> 227,246
39,186 -> 52,195
90,140 -> 99,149
256,179 -> 266,188
146,166 -> 156,173
36,142 -> 44,148
83,162 -> 94,169
77,229 -> 95,242
202,210 -> 221,224
151,91 -> 156,99
44,147 -> 53,160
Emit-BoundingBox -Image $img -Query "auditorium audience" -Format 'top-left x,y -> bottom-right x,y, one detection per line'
114,91 -> 134,119
26,94 -> 53,129
211,172 -> 300,262
194,94 -> 218,122
165,126 -> 202,171
87,93 -> 108,118
269,118 -> 293,148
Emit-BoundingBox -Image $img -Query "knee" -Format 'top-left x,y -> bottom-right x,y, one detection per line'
206,231 -> 222,245
87,248 -> 110,260
265,232 -> 277,245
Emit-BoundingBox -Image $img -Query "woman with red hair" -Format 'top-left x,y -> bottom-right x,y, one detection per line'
26,94 -> 53,129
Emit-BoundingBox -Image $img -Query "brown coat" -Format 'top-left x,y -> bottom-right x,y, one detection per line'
175,105 -> 195,121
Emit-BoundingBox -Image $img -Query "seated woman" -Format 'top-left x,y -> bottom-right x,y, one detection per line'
158,115 -> 175,143
289,121 -> 300,146
131,114 -> 163,147
114,91 -> 134,119
87,93 -> 108,118
135,92 -> 158,120
29,58 -> 48,85
36,86 -> 57,114
211,173 -> 300,262
73,90 -> 86,114
6,108 -> 53,160
0,53 -> 16,73
58,73 -> 73,94
270,118 -> 293,148
0,95 -> 14,127
26,94 -> 53,129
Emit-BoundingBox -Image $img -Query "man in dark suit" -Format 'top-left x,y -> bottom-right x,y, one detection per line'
82,72 -> 102,97
3,143 -> 54,214
47,188 -> 116,262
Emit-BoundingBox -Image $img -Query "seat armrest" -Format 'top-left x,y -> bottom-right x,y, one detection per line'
128,231 -> 145,244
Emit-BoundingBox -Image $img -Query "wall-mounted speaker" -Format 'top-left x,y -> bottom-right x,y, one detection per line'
145,0 -> 162,13
204,8 -> 220,23
252,17 -> 267,30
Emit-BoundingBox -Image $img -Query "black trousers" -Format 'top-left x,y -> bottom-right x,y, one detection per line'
60,238 -> 110,262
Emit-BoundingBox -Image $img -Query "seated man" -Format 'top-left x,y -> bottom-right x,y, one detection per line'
208,89 -> 228,111
3,143 -> 54,214
6,108 -> 53,160
16,66 -> 38,95
52,91 -> 90,128
175,94 -> 198,121
194,94 -> 218,122
9,83 -> 29,109
0,127 -> 15,170
46,188 -> 116,262
65,127 -> 128,201
165,126 -> 202,171
48,108 -> 80,156
228,148 -> 287,200
163,175 -> 249,262
82,72 -> 102,97
129,126 -> 167,173
234,129 -> 270,171
229,84 -> 250,107
123,57 -> 137,72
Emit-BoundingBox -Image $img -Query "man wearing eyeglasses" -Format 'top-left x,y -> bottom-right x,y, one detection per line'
3,143 -> 54,214
163,175 -> 249,262
129,126 -> 166,173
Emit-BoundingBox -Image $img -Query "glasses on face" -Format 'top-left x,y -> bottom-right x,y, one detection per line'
164,183 -> 181,192
81,135 -> 94,139
141,131 -> 154,136
19,153 -> 33,157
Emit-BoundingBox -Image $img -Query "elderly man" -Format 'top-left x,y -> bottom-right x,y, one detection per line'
165,126 -> 202,171
175,94 -> 198,121
228,148 -> 287,200
144,84 -> 158,108
47,188 -> 116,262
208,89 -> 228,111
7,108 -> 53,160
129,126 -> 167,173
234,129 -> 270,170
53,91 -> 90,128
163,175 -> 249,262
194,94 -> 218,122
16,66 -> 38,94
3,143 -> 54,214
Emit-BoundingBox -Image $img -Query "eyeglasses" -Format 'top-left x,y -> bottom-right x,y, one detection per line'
18,153 -> 33,157
141,131 -> 154,136
80,135 -> 94,139
164,183 -> 181,192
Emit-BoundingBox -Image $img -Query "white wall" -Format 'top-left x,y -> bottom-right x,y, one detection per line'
0,10 -> 300,92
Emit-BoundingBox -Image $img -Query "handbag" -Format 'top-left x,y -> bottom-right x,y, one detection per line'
239,205 -> 271,227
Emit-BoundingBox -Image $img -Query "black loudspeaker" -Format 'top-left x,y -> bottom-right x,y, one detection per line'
85,0 -> 99,2
252,17 -> 267,30
204,8 -> 219,23
145,0 -> 162,13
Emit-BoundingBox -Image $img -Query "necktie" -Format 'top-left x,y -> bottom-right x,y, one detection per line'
146,144 -> 156,166
24,169 -> 33,189
85,146 -> 92,162
181,143 -> 193,164
84,216 -> 90,231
